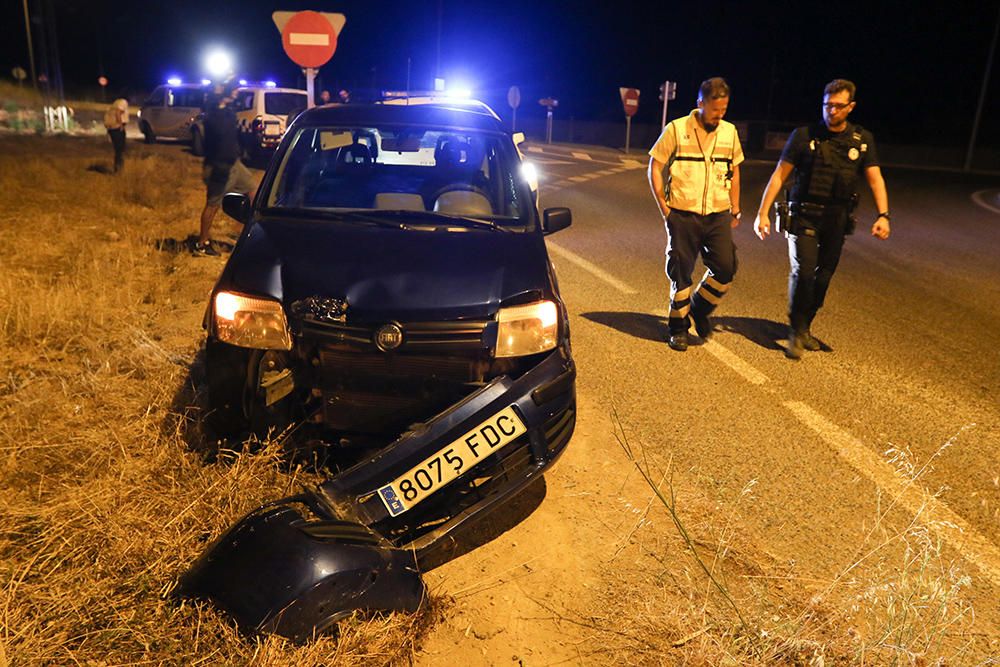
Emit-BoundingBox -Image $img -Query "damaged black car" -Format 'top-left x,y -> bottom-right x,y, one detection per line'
178,101 -> 576,641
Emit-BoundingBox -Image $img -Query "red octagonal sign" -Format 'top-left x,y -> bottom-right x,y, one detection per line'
281,11 -> 338,68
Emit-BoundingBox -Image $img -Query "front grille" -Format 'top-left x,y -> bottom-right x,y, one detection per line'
299,316 -> 493,353
305,319 -> 493,434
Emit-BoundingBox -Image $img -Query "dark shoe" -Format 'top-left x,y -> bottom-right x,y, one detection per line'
192,241 -> 220,257
692,310 -> 713,340
801,330 -> 821,352
668,331 -> 689,352
785,329 -> 804,360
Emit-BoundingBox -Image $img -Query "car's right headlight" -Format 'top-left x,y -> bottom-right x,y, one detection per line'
213,291 -> 292,350
495,300 -> 558,358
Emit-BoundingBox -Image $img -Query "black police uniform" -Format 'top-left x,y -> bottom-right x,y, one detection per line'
779,122 -> 879,334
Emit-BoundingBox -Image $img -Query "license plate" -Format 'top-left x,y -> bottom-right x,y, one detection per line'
377,405 -> 527,517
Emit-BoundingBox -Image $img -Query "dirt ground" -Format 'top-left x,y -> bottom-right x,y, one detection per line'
1,133 -> 992,666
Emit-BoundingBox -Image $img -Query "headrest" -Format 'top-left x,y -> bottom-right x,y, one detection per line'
434,138 -> 471,169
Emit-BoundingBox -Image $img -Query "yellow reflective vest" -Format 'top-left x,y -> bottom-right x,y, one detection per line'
649,109 -> 743,215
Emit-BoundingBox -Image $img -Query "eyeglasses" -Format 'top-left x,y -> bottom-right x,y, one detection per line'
823,102 -> 852,111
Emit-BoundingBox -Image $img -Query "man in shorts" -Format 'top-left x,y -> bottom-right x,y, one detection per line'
195,84 -> 257,256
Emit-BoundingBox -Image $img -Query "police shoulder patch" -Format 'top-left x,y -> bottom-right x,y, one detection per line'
848,147 -> 860,161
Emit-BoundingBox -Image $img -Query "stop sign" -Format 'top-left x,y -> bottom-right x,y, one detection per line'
620,87 -> 640,117
281,11 -> 338,68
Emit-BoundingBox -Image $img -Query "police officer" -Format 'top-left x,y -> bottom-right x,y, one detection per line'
753,79 -> 891,359
648,77 -> 744,351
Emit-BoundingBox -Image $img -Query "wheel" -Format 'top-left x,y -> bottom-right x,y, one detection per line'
140,121 -> 156,144
191,127 -> 204,156
205,340 -> 295,441
205,340 -> 252,437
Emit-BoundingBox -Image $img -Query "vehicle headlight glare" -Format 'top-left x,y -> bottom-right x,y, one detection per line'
495,300 -> 558,357
213,291 -> 292,350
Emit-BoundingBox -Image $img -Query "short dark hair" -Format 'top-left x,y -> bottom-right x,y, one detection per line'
698,77 -> 730,101
824,79 -> 856,101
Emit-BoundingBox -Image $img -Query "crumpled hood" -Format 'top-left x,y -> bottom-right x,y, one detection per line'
224,217 -> 553,321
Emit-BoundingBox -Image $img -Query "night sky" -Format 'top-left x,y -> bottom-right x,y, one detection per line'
3,1 -> 999,149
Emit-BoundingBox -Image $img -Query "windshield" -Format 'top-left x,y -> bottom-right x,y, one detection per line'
264,124 -> 535,230
265,92 -> 308,115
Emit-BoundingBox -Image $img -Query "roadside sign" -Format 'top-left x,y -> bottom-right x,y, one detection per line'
272,10 -> 346,68
12,67 -> 27,82
98,76 -> 108,87
619,87 -> 639,117
539,98 -> 558,143
508,86 -> 521,131
508,86 -> 521,109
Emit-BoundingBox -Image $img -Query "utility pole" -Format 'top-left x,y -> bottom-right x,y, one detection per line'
21,0 -> 38,91
965,5 -> 1000,171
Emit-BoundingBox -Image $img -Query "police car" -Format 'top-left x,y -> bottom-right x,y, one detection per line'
179,100 -> 575,640
190,82 -> 308,159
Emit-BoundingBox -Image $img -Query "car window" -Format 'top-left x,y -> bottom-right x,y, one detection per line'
147,87 -> 165,106
265,92 -> 308,115
265,124 -> 533,229
238,92 -> 255,111
170,89 -> 204,108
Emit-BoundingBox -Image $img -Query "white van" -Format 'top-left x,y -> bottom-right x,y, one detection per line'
138,83 -> 206,144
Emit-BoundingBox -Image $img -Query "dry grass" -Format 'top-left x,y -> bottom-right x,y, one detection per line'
600,412 -> 985,666
0,135 -> 437,664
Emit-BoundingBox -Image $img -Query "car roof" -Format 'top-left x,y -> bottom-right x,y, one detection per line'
237,86 -> 307,95
293,103 -> 508,134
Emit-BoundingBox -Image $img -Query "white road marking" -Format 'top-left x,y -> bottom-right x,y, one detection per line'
568,175 -> 592,183
784,401 -> 1000,589
702,340 -> 771,385
971,189 -> 1000,215
531,157 -> 575,166
289,33 -> 330,46
546,241 -> 638,294
526,146 -> 545,153
621,159 -> 645,169
572,152 -> 592,160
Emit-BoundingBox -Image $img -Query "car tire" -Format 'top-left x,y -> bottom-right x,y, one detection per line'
205,340 -> 252,438
140,121 -> 156,144
205,340 -> 295,442
191,127 -> 204,156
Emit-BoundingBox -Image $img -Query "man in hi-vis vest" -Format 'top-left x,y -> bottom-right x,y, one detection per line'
648,77 -> 743,352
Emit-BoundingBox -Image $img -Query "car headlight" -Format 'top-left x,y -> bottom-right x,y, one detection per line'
213,291 -> 292,350
495,300 -> 558,358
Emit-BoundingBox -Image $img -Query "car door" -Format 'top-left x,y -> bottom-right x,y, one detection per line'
143,86 -> 166,134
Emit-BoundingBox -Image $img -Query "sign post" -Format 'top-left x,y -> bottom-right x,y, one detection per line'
539,97 -> 558,144
273,10 -> 346,108
619,87 -> 640,153
507,85 -> 521,131
659,80 -> 676,129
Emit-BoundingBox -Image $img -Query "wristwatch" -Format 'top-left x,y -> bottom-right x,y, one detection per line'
876,211 -> 891,221
732,211 -> 742,220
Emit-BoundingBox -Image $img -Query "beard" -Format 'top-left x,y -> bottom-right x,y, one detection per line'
702,120 -> 719,133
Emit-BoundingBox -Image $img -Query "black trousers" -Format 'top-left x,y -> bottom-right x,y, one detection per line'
664,210 -> 737,334
787,211 -> 848,333
107,128 -> 126,173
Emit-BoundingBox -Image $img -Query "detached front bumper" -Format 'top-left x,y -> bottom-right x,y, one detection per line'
177,347 -> 575,639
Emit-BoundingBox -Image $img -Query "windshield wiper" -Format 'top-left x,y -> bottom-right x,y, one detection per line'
370,210 -> 514,232
266,208 -> 410,230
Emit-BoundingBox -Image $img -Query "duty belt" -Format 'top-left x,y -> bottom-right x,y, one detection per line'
788,201 -> 848,217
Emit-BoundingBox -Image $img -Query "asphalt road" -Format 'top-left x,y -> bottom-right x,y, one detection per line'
526,142 -> 1000,613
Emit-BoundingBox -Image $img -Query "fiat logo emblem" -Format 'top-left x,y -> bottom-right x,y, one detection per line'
375,323 -> 403,352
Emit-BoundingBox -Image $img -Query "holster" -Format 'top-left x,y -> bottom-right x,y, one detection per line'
774,201 -> 818,237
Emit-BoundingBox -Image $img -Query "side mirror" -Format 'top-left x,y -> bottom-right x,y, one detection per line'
512,132 -> 526,146
222,193 -> 251,225
542,207 -> 571,235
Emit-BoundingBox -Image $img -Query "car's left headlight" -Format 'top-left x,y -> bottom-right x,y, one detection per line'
495,300 -> 558,358
213,291 -> 292,350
